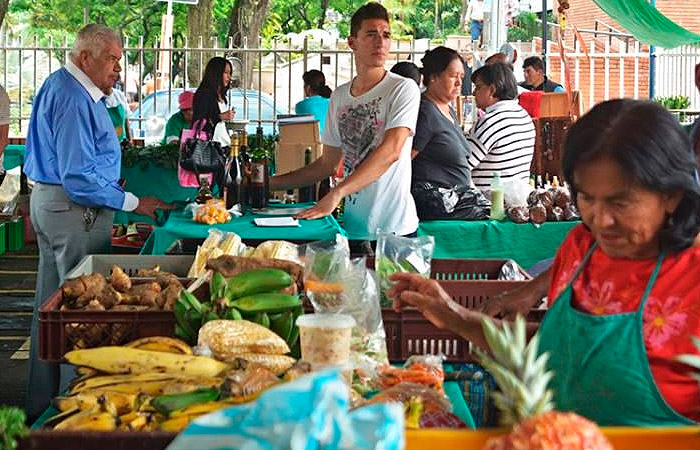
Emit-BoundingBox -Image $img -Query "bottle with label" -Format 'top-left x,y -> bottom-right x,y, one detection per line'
224,141 -> 242,209
196,175 -> 214,204
551,175 -> 560,188
490,172 -> 505,220
239,131 -> 250,208
536,175 -> 543,189
298,146 -> 317,203
249,130 -> 268,210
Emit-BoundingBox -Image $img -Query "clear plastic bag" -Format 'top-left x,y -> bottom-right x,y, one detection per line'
503,179 -> 533,208
498,260 -> 528,281
0,169 -> 20,216
304,235 -> 389,370
166,369 -> 405,450
375,232 -> 435,307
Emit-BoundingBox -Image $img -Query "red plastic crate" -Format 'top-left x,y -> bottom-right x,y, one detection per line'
38,281 -> 177,362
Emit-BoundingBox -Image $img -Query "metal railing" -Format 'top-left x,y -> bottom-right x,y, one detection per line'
0,31 -> 697,138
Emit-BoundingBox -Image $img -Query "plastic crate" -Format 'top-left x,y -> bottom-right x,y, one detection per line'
66,255 -> 194,279
18,431 -> 176,450
388,280 -> 531,362
38,280 -> 177,362
7,216 -> 24,251
367,258 -> 532,281
0,222 -> 6,255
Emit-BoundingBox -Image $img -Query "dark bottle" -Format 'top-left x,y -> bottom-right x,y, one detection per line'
239,132 -> 250,208
249,156 -> 268,209
298,146 -> 316,203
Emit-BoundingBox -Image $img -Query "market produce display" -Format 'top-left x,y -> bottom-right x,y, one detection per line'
507,185 -> 580,225
174,266 -> 303,354
43,336 -> 308,433
193,199 -> 231,225
61,265 -> 183,312
477,316 -> 612,450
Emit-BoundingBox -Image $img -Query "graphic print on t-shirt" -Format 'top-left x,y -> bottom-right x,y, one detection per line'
338,97 -> 385,174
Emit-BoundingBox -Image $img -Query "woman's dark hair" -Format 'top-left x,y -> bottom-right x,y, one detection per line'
198,56 -> 232,100
302,70 -> 332,98
421,46 -> 463,88
563,99 -> 700,253
390,61 -> 421,86
470,63 -> 518,101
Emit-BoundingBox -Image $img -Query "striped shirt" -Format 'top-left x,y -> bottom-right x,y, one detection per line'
467,100 -> 535,192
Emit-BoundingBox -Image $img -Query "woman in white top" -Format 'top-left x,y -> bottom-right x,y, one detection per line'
193,57 -> 235,146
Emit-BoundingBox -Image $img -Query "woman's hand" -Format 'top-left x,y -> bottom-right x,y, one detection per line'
387,272 -> 461,331
219,109 -> 234,121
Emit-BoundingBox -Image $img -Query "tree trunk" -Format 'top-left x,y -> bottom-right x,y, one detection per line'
0,0 -> 10,31
318,0 -> 330,29
187,0 -> 215,88
227,0 -> 272,89
459,0 -> 468,32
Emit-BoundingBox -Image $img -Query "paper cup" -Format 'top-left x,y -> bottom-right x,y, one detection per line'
296,313 -> 355,371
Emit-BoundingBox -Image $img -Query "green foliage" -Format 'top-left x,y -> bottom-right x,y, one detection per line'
655,95 -> 691,122
121,142 -> 181,170
0,406 -> 28,450
508,11 -> 556,43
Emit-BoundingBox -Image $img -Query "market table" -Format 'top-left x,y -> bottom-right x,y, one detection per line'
141,203 -> 347,255
418,220 -> 579,270
1,144 -> 195,225
113,163 -> 197,225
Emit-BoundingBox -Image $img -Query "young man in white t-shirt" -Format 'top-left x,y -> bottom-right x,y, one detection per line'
271,2 -> 420,242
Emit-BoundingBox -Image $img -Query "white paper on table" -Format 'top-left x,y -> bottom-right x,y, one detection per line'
253,217 -> 300,227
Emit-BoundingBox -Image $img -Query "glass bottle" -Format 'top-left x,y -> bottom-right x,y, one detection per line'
490,172 -> 505,220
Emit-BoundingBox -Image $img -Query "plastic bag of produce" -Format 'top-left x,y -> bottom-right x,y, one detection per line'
0,168 -> 19,216
375,232 -> 435,307
304,235 -> 389,370
498,260 -> 529,281
166,369 -> 405,450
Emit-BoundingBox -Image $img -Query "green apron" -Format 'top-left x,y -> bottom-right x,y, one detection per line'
538,243 -> 696,426
107,104 -> 127,142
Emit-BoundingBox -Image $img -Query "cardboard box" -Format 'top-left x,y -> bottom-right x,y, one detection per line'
538,91 -> 583,118
278,120 -> 320,146
274,120 -> 323,201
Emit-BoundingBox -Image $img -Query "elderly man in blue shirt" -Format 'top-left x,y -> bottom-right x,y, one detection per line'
23,24 -> 174,420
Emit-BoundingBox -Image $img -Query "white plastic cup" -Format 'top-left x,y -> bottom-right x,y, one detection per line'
295,313 -> 355,371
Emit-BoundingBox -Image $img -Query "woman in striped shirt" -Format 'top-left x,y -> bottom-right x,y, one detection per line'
467,62 -> 535,194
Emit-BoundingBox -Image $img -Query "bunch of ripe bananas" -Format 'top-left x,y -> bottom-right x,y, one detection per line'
45,336 -> 251,432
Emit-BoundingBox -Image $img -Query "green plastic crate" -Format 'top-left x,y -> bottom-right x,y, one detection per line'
0,222 -> 6,255
7,217 -> 24,251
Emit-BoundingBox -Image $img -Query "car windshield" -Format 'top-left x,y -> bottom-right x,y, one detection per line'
130,88 -> 286,138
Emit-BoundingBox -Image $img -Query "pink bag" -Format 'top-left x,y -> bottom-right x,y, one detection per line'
178,120 -> 213,187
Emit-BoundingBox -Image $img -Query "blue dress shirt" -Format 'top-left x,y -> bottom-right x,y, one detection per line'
295,95 -> 330,136
24,63 -> 127,210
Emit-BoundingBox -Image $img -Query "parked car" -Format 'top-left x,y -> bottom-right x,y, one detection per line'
130,88 -> 288,142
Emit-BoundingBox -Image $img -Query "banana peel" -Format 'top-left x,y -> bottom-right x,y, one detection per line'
64,347 -> 228,377
53,408 -> 118,431
125,336 -> 193,355
54,392 -> 136,415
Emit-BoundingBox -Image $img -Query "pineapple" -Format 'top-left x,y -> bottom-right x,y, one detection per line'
477,316 -> 612,450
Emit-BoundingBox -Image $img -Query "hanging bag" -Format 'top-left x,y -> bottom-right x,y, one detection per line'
179,119 -> 225,173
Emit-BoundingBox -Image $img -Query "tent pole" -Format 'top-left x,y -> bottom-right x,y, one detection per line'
649,0 -> 656,99
542,0 -> 548,73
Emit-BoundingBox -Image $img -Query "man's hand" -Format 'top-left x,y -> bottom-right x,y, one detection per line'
135,196 -> 176,220
295,189 -> 343,220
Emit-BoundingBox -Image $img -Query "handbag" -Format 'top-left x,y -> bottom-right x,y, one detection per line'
179,119 -> 226,173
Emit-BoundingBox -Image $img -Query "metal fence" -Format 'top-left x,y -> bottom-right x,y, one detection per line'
0,32 -> 697,139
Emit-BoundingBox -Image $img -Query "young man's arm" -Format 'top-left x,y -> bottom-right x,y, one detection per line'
296,127 -> 411,219
269,145 -> 343,192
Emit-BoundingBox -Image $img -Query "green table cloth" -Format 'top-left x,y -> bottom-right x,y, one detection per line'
418,219 -> 579,269
2,144 -> 26,170
142,203 -> 347,255
115,163 -> 197,225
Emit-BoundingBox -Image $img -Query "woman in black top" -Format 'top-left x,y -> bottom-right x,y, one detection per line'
193,57 -> 235,137
412,46 -> 487,220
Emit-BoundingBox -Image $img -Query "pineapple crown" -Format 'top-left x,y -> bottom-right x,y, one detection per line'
476,315 -> 555,427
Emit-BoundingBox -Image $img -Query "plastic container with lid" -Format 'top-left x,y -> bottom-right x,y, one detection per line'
296,313 -> 356,371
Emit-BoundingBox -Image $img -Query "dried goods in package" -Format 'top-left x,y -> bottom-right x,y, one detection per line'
304,235 -> 389,371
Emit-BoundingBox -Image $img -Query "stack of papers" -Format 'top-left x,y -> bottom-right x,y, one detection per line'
253,217 -> 300,227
